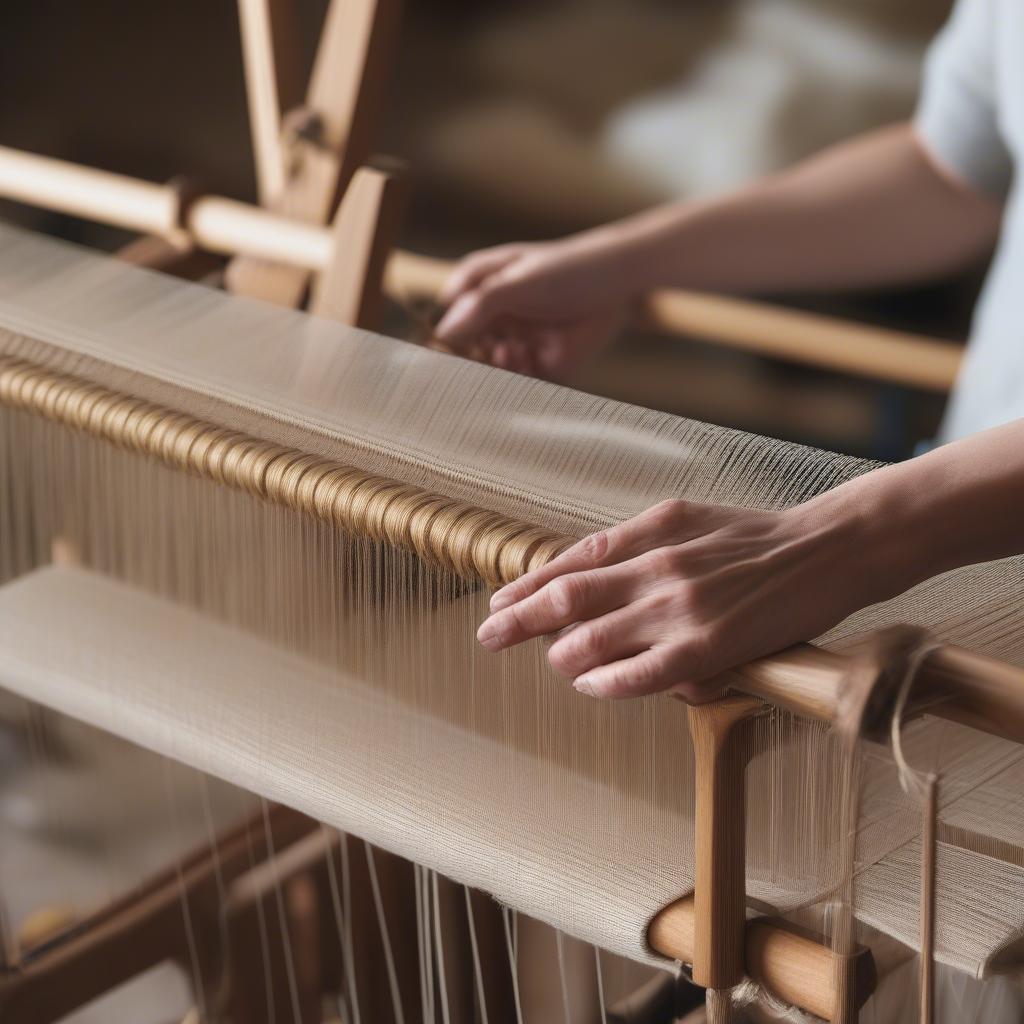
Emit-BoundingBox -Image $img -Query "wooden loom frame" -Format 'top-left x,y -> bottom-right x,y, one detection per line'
0,6 -> 1022,1024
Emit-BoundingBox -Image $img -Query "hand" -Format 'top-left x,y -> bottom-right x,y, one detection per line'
459,315 -> 623,382
435,236 -> 638,381
476,498 -> 884,701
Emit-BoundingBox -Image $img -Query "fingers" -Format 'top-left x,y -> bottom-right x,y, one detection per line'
436,283 -> 510,345
481,584 -> 721,701
477,565 -> 635,652
441,246 -> 522,306
572,642 -> 712,701
490,336 -> 536,375
478,570 -> 718,699
489,531 -> 619,612
533,325 -> 579,383
437,246 -> 532,345
534,317 -> 618,383
545,598 -> 663,678
489,500 -> 702,612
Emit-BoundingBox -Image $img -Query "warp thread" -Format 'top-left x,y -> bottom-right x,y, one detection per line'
889,638 -> 944,1024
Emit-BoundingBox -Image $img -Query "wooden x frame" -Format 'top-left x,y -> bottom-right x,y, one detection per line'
227,0 -> 406,319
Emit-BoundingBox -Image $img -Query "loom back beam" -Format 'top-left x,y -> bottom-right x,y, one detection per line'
0,144 -> 962,391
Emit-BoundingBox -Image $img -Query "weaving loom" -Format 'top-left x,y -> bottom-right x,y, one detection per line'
0,221 -> 1023,1024
2,2 -> 1024,1021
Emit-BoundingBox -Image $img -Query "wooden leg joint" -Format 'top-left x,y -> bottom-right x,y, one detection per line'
648,898 -> 877,1021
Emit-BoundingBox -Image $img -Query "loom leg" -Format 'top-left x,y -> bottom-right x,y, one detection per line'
687,695 -> 764,993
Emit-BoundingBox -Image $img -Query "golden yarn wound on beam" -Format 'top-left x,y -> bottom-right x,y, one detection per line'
0,355 -> 569,587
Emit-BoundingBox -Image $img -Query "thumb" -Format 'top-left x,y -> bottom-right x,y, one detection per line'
435,283 -> 507,344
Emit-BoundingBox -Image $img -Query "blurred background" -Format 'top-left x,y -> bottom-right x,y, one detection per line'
0,0 -> 978,458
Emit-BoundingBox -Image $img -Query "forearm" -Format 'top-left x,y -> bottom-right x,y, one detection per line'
587,124 -> 1002,299
799,419 -> 1024,606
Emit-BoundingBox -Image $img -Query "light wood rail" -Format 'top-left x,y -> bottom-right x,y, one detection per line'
0,144 -> 963,391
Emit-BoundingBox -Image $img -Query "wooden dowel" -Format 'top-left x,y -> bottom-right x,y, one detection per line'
919,780 -> 937,1024
648,897 -> 876,1022
721,644 -> 848,722
724,641 -> 1024,745
924,645 -> 1024,744
0,146 -> 180,239
188,195 -> 333,270
383,249 -> 450,297
0,145 -> 962,392
644,290 -> 962,393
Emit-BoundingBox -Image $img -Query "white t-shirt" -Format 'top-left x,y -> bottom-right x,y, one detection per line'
861,13 -> 1024,1020
917,0 -> 1024,442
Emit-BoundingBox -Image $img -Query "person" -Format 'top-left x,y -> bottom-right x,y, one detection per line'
436,0 -> 1024,702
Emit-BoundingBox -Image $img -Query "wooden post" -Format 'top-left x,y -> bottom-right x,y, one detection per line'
687,695 -> 765,1021
688,696 -> 764,991
237,0 -> 296,206
309,161 -> 409,329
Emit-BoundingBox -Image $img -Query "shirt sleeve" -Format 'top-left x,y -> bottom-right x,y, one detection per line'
916,0 -> 1013,200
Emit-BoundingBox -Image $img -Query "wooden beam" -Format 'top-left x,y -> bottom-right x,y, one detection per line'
647,897 -> 876,1022
644,289 -> 962,394
0,145 -> 964,392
